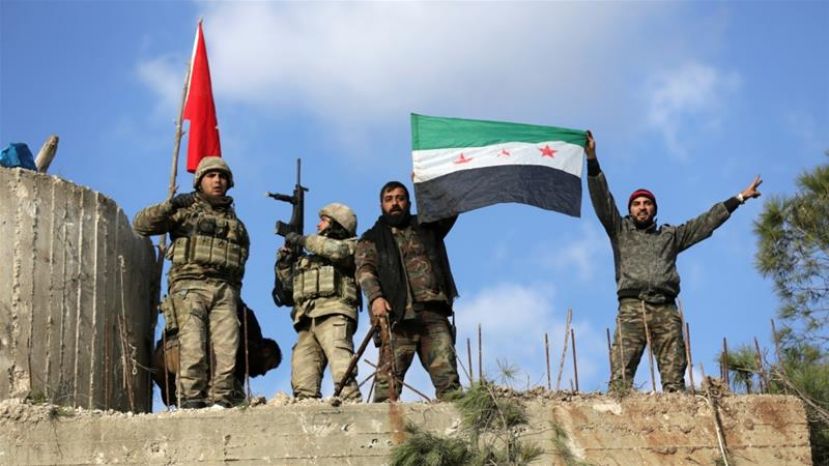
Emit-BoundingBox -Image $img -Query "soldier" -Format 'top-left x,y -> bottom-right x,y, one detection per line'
585,131 -> 762,392
274,203 -> 362,400
152,300 -> 282,407
134,156 -> 249,408
355,181 -> 461,402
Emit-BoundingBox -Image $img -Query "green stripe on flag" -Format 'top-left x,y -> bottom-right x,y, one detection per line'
411,113 -> 587,151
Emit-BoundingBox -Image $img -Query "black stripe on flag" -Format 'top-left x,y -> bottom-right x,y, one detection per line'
414,164 -> 582,223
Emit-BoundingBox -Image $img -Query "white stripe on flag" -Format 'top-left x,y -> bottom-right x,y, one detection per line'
413,141 -> 584,183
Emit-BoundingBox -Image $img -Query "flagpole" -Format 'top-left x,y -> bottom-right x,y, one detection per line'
156,21 -> 196,409
158,21 -> 197,255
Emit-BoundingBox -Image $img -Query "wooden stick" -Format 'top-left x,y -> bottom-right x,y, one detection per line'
555,308 -> 572,391
571,328 -> 579,393
640,301 -> 657,392
545,333 -> 552,390
705,377 -> 731,466
467,337 -> 474,385
605,328 -> 613,376
363,359 -> 431,401
754,337 -> 768,393
618,317 -> 627,388
34,135 -> 59,173
478,324 -> 483,382
243,303 -> 251,403
722,337 -> 730,388
685,322 -> 695,395
770,319 -> 785,370
678,300 -> 694,393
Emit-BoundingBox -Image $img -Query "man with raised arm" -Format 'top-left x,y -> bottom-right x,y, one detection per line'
586,131 -> 762,393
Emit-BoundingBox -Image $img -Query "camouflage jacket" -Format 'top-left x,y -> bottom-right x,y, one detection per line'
588,167 -> 731,302
356,215 -> 457,322
133,193 -> 249,288
276,234 -> 359,327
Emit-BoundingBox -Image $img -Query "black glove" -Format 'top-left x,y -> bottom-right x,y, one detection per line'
284,232 -> 306,247
170,192 -> 197,210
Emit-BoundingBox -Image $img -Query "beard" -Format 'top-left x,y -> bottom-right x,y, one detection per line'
632,215 -> 655,229
381,206 -> 411,228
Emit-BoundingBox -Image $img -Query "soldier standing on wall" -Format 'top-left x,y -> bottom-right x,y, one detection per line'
275,203 -> 363,400
585,131 -> 762,393
134,156 -> 249,409
355,181 -> 461,402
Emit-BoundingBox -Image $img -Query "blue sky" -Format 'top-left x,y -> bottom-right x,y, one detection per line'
2,1 -> 827,407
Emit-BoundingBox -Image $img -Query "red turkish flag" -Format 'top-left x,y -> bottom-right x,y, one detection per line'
184,21 -> 221,173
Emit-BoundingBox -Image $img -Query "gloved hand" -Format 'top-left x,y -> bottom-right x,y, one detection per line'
170,192 -> 197,210
284,232 -> 306,247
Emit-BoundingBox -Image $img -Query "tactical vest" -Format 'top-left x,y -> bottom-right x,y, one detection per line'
292,255 -> 358,305
167,203 -> 248,279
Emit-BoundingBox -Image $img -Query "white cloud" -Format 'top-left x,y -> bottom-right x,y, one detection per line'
136,54 -> 185,118
453,282 -> 605,390
138,3 -> 676,136
533,223 -> 607,281
646,62 -> 741,158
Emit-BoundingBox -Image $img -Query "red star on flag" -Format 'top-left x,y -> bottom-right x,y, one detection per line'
499,149 -> 511,157
454,153 -> 473,164
539,145 -> 556,158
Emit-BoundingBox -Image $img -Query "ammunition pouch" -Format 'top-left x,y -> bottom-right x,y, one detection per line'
292,258 -> 358,305
168,215 -> 248,277
159,294 -> 181,334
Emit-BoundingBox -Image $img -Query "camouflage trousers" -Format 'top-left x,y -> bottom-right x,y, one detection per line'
373,307 -> 460,402
292,314 -> 361,401
169,279 -> 240,407
609,298 -> 686,392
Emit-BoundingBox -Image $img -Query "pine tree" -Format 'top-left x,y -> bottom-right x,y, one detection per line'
755,154 -> 829,350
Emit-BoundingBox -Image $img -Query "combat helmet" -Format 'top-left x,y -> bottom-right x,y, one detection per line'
319,203 -> 357,236
193,156 -> 234,189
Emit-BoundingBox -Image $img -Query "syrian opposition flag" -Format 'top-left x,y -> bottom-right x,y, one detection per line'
412,114 -> 587,223
184,21 -> 221,173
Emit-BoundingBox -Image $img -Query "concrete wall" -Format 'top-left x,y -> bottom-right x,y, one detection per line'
0,395 -> 813,465
0,167 -> 158,412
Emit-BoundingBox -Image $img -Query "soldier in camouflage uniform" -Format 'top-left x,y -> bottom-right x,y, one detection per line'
585,131 -> 762,392
133,156 -> 249,409
275,203 -> 362,400
355,181 -> 461,402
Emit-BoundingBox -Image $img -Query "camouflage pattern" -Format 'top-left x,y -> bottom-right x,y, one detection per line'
610,298 -> 686,392
193,156 -> 234,188
355,225 -> 448,318
319,203 -> 357,236
588,170 -> 731,300
168,279 -> 240,406
133,178 -> 248,408
291,314 -> 361,400
133,193 -> 249,288
276,234 -> 360,325
372,307 -> 460,402
276,231 -> 361,400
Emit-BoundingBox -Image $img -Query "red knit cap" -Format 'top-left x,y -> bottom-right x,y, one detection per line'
628,188 -> 657,213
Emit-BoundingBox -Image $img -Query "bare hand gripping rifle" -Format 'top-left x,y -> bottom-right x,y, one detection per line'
269,158 -> 308,307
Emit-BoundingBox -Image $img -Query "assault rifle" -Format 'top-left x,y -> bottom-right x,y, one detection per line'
268,158 -> 308,307
268,158 -> 308,242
